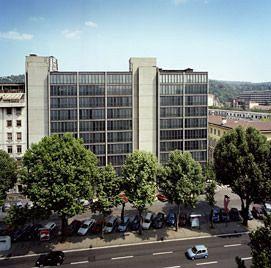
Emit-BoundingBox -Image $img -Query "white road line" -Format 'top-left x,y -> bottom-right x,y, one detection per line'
111,255 -> 134,260
70,260 -> 89,265
163,266 -> 180,268
153,251 -> 173,256
224,243 -> 242,247
196,261 -> 218,266
241,257 -> 252,261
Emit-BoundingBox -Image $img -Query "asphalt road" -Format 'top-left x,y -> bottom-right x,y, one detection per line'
0,233 -> 252,268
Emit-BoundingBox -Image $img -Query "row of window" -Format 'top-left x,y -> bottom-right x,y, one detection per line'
108,132 -> 132,142
80,133 -> 105,143
108,155 -> 127,166
6,120 -> 22,127
51,98 -> 77,108
108,143 -> 132,154
160,96 -> 208,106
160,129 -> 207,140
80,121 -> 105,131
160,107 -> 207,117
160,118 -> 207,129
6,145 -> 22,154
160,150 -> 207,163
160,73 -> 208,84
51,122 -> 77,132
80,85 -> 105,95
50,74 -> 77,84
209,127 -> 222,136
160,140 -> 207,152
79,74 -> 105,84
107,85 -> 132,95
108,120 -> 132,130
160,84 -> 207,95
108,108 -> 132,119
6,132 -> 22,141
80,109 -> 104,119
6,107 -> 22,116
107,74 -> 132,84
51,110 -> 77,120
50,85 -> 77,96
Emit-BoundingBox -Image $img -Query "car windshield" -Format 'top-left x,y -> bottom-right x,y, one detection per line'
81,224 -> 88,229
191,247 -> 197,254
106,222 -> 113,227
144,219 -> 150,223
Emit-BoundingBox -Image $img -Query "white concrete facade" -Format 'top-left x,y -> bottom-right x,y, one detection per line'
26,55 -> 58,147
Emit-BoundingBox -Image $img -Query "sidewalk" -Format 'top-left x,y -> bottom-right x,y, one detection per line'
1,219 -> 263,257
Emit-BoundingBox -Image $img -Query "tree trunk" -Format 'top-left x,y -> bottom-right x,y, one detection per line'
138,208 -> 143,235
61,214 -> 68,242
101,213 -> 105,239
210,207 -> 214,229
121,202 -> 125,223
176,203 -> 180,231
241,198 -> 249,227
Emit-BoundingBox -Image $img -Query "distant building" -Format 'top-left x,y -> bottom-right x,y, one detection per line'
209,108 -> 271,121
0,83 -> 26,160
26,55 -> 208,169
208,93 -> 222,107
208,115 -> 271,161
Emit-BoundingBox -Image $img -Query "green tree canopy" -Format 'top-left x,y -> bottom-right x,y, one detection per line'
0,150 -> 17,205
157,151 -> 204,230
121,150 -> 159,234
21,133 -> 98,236
214,126 -> 270,226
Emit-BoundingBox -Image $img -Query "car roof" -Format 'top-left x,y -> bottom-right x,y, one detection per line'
195,245 -> 207,250
82,219 -> 94,225
265,203 -> 271,209
107,216 -> 117,222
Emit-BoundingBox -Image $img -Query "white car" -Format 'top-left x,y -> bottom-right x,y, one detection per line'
142,212 -> 153,230
77,219 -> 95,235
103,216 -> 118,233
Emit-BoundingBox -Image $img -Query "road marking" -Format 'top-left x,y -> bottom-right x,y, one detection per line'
163,266 -> 180,268
241,257 -> 252,260
0,231 -> 250,261
111,255 -> 134,260
224,243 -> 242,247
153,251 -> 173,256
71,260 -> 89,265
196,261 -> 218,266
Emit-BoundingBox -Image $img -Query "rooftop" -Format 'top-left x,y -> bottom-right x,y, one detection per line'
209,115 -> 271,131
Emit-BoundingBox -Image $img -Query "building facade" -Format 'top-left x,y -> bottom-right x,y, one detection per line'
0,83 -> 26,160
26,55 -> 208,169
208,115 -> 271,161
234,90 -> 271,108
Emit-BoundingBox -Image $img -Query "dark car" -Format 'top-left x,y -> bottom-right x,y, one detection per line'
220,208 -> 230,222
229,208 -> 241,221
35,251 -> 64,267
166,211 -> 176,227
67,220 -> 82,236
18,225 -> 34,241
152,212 -> 165,229
130,215 -> 140,231
252,204 -> 265,219
240,209 -> 253,221
212,208 -> 220,223
11,228 -> 24,242
28,224 -> 43,240
178,213 -> 188,227
90,220 -> 103,234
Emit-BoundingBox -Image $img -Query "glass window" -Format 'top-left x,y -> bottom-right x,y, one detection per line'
160,119 -> 183,129
108,143 -> 132,154
80,132 -> 105,143
160,96 -> 182,106
7,146 -> 12,154
108,120 -> 132,130
7,120 -> 12,127
185,118 -> 207,128
160,107 -> 182,117
108,155 -> 127,166
79,97 -> 105,107
107,108 -> 132,119
16,108 -> 22,115
160,141 -> 183,152
107,97 -> 132,107
80,121 -> 105,131
51,121 -> 77,133
160,130 -> 183,140
50,85 -> 77,96
185,140 -> 207,150
17,145 -> 22,154
51,110 -> 77,121
7,132 -> 12,141
16,120 -> 22,127
51,97 -> 77,108
107,85 -> 132,95
185,129 -> 207,139
79,109 -> 105,120
6,108 -> 12,115
79,85 -> 105,95
107,132 -> 132,142
17,132 -> 22,141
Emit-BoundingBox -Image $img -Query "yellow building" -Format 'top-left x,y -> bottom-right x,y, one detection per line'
208,115 -> 271,161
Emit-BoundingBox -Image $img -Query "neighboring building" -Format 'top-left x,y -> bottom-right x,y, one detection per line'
0,83 -> 26,160
209,108 -> 271,121
208,93 -> 222,107
233,90 -> 271,109
208,115 -> 271,161
26,55 -> 208,169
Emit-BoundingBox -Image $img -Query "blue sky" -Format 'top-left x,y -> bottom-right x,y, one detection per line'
0,0 -> 271,82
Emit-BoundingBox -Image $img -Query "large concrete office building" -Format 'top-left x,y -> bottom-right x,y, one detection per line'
26,55 -> 208,169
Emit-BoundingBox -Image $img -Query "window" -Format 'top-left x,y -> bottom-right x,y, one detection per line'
16,108 -> 22,115
6,108 -> 12,115
7,120 -> 12,127
16,120 -> 22,127
17,132 -> 22,141
7,146 -> 12,154
17,145 -> 22,154
7,132 -> 12,141
218,130 -> 221,136
214,129 -> 217,135
210,128 -> 213,134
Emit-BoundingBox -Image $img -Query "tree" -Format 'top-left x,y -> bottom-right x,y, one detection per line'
91,164 -> 122,238
157,151 -> 204,231
214,127 -> 270,226
121,151 -> 159,235
249,215 -> 271,268
21,134 -> 98,238
0,150 -> 17,206
204,163 -> 217,229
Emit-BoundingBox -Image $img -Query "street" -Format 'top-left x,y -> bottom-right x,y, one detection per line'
0,233 -> 252,268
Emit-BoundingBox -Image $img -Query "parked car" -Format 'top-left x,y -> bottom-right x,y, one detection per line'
17,225 -> 34,241
90,220 -> 104,234
35,251 -> 64,267
229,208 -> 241,221
186,245 -> 208,260
178,213 -> 188,227
220,208 -> 230,222
11,228 -> 24,242
240,209 -> 254,221
156,193 -> 168,202
142,212 -> 153,230
2,202 -> 11,212
212,208 -> 220,223
264,203 -> 271,216
28,224 -> 43,240
77,219 -> 95,236
152,212 -> 165,229
252,204 -> 265,219
15,200 -> 23,208
39,222 -> 58,241
64,220 -> 82,236
118,216 -> 130,232
166,210 -> 177,227
103,216 -> 118,233
129,215 -> 140,231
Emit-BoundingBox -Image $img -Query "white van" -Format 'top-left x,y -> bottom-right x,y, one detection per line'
0,236 -> 11,252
